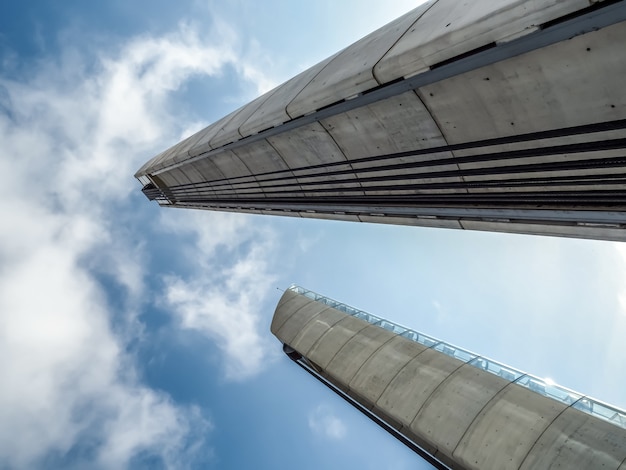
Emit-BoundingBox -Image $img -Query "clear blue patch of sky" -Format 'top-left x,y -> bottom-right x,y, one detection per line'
168,64 -> 255,126
0,0 -> 194,57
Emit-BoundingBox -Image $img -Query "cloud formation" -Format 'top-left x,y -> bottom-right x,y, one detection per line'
0,19 -> 274,469
308,404 -> 347,440
161,210 -> 279,380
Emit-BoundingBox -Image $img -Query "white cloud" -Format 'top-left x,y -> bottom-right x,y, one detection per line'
308,404 -> 347,440
0,17 -> 274,469
160,210 -> 279,380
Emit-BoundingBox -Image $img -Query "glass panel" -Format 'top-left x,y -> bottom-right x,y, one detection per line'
378,320 -> 406,335
574,398 -> 626,429
434,342 -> 476,362
469,357 -> 524,382
516,375 -> 582,406
353,311 -> 381,324
544,384 -> 582,405
400,330 -> 439,347
345,307 -> 360,317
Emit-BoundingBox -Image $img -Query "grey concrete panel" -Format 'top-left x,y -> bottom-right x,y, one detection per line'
459,220 -> 626,243
376,348 -> 463,427
355,165 -> 465,188
173,162 -> 207,185
520,406 -> 626,470
165,131 -> 216,168
290,308 -> 347,357
299,212 -> 362,223
259,210 -> 302,219
186,157 -> 228,183
204,109 -> 242,150
267,122 -> 349,167
349,336 -> 426,405
447,129 -> 626,174
145,138 -> 186,174
185,122 -> 224,158
240,53 -> 340,134
411,364 -> 511,456
158,167 -> 193,186
230,140 -> 291,175
321,91 -> 450,159
375,0 -> 590,83
357,215 -> 463,230
306,315 -> 370,369
173,125 -> 218,163
286,7 -> 425,118
453,384 -> 568,470
270,290 -> 311,336
326,325 -> 396,385
288,166 -> 355,186
210,150 -> 253,178
135,151 -> 162,177
207,91 -> 278,150
275,300 -> 330,346
418,22 -> 626,145
154,171 -> 182,188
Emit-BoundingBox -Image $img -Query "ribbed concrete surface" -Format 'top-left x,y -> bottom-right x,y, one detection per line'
272,289 -> 626,470
137,0 -> 626,241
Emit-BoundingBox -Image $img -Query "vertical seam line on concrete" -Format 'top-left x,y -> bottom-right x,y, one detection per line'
278,301 -> 331,344
226,150 -> 259,187
289,306 -> 337,356
401,355 -> 471,431
374,343 -> 435,409
148,1 -> 626,177
309,317 -> 372,369
207,110 -> 247,150
413,88 -> 467,196
301,313 -> 362,360
325,324 -> 396,385
264,138 -> 305,194
210,88 -> 282,149
318,120 -> 365,195
237,86 -> 282,140
449,375 -> 519,459
273,294 -> 315,336
346,332 -> 399,391
515,404 -> 580,470
408,360 -> 493,439
371,0 -> 439,85
619,452 -> 626,469
284,56 -> 337,120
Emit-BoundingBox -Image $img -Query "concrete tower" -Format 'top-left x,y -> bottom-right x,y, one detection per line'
136,0 -> 626,241
271,285 -> 626,470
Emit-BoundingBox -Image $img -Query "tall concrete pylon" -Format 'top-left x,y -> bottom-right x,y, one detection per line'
272,286 -> 626,470
137,0 -> 626,240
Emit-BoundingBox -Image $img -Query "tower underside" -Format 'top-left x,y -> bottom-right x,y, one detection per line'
137,0 -> 626,241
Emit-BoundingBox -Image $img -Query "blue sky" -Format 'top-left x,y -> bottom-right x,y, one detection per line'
1,1 -> 625,469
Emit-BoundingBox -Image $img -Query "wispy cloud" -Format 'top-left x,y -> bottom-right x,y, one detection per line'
0,17 -> 274,469
308,404 -> 347,440
160,211 -> 279,380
